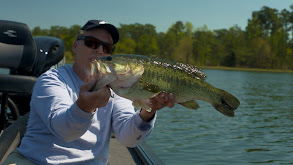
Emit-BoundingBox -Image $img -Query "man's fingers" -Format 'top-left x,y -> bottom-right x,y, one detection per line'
166,93 -> 175,108
157,92 -> 167,104
77,85 -> 111,113
148,92 -> 175,111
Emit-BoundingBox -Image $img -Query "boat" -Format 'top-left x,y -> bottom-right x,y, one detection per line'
0,20 -> 163,165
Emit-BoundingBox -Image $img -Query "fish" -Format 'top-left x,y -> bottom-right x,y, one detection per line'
90,54 -> 240,117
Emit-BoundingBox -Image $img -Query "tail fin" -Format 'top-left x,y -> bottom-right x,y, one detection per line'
212,89 -> 240,117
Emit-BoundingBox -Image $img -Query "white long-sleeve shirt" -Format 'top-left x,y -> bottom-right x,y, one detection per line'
17,65 -> 155,165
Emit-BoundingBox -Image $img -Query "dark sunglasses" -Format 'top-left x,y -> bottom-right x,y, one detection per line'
77,36 -> 115,54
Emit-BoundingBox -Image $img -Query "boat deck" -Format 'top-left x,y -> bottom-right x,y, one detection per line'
109,137 -> 144,164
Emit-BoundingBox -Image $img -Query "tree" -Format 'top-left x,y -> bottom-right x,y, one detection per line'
114,38 -> 136,54
163,21 -> 185,60
192,25 -> 218,66
173,21 -> 194,64
245,6 -> 291,69
156,32 -> 168,58
174,37 -> 194,64
117,23 -> 158,55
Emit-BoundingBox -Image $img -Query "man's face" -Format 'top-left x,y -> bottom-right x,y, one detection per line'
72,28 -> 113,81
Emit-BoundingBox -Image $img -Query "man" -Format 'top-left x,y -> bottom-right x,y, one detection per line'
3,20 -> 175,164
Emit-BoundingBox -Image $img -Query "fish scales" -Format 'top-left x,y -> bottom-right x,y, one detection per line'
133,55 -> 214,103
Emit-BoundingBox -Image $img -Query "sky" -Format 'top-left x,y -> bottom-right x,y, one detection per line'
1,0 -> 292,32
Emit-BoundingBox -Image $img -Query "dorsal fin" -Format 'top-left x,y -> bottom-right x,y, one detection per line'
149,57 -> 207,80
173,62 -> 206,80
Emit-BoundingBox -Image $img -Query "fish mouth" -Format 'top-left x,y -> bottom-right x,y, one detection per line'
90,59 -> 112,78
90,59 -> 101,78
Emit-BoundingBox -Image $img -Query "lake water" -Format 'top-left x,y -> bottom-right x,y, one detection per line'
145,69 -> 293,165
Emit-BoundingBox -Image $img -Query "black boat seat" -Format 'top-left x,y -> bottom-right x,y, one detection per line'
0,20 -> 37,131
0,20 -> 38,96
0,75 -> 37,95
0,20 -> 36,75
29,36 -> 65,77
0,20 -> 65,163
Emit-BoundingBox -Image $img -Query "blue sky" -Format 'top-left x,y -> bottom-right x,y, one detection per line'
1,0 -> 292,32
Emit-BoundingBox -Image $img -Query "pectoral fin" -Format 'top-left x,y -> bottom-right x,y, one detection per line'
179,100 -> 200,110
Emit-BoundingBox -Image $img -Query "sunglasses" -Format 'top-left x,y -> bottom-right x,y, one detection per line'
77,36 -> 115,54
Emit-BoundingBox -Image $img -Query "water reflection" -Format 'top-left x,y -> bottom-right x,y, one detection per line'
146,69 -> 293,164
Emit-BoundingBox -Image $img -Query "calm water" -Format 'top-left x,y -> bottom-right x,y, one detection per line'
146,69 -> 293,165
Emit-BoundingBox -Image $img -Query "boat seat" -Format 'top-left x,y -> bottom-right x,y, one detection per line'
0,21 -> 66,95
29,36 -> 65,77
0,20 -> 65,129
7,36 -> 65,116
0,20 -> 36,75
0,20 -> 38,131
0,20 -> 65,163
0,20 -> 37,95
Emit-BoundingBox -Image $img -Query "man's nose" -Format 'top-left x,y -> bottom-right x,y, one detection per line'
95,45 -> 104,54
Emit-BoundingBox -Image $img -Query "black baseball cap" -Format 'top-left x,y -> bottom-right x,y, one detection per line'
81,20 -> 119,44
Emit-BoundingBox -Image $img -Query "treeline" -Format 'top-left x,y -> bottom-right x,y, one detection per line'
31,5 -> 293,70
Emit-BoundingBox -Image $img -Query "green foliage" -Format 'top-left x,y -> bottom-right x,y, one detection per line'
136,34 -> 159,55
174,36 -> 193,64
30,4 -> 293,70
114,38 -> 136,54
193,25 -> 218,66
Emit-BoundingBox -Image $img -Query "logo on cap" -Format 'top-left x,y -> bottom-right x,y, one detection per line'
99,21 -> 107,24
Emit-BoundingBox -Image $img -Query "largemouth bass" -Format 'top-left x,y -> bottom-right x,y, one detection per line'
90,54 -> 240,117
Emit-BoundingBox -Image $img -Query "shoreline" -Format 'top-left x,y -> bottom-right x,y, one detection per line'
199,66 -> 293,73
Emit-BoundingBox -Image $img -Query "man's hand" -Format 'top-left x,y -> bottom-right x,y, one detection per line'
77,80 -> 111,113
140,92 -> 175,122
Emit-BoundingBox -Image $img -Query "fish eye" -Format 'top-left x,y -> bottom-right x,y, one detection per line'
106,56 -> 112,61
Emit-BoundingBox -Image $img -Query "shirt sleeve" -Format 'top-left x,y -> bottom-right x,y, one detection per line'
111,94 -> 156,148
31,70 -> 95,142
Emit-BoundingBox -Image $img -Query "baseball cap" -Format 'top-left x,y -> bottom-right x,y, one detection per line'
81,20 -> 119,44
